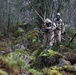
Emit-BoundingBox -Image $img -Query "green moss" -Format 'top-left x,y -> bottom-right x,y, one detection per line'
69,42 -> 76,49
29,56 -> 35,61
47,69 -> 62,75
41,68 -> 48,74
26,30 -> 39,40
42,67 -> 62,75
40,49 -> 54,57
62,65 -> 75,72
29,69 -> 43,75
0,70 -> 8,75
66,27 -> 75,37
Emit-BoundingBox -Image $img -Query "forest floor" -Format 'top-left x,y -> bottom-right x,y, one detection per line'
0,27 -> 76,75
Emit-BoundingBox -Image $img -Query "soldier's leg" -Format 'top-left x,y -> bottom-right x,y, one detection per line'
54,30 -> 59,44
45,33 -> 50,49
49,32 -> 54,48
54,33 -> 57,44
58,31 -> 61,43
43,33 -> 47,48
55,30 -> 61,44
61,32 -> 66,42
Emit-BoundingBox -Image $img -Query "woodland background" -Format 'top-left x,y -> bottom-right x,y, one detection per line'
0,0 -> 76,75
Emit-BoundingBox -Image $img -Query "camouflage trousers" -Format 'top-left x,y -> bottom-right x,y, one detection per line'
54,30 -> 61,44
43,32 -> 54,49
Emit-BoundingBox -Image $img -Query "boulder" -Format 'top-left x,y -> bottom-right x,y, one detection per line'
58,58 -> 71,67
47,52 -> 64,66
15,44 -> 25,50
32,51 -> 64,68
64,52 -> 76,64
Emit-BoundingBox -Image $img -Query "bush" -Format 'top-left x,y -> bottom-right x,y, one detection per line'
0,32 -> 4,39
66,27 -> 75,37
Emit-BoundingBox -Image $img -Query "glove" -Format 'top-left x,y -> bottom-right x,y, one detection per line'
56,27 -> 60,30
61,32 -> 66,35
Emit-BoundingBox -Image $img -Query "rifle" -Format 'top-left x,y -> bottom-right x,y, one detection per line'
69,33 -> 76,43
66,33 -> 76,46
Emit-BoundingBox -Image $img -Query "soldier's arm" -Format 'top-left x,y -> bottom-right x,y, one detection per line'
52,23 -> 56,31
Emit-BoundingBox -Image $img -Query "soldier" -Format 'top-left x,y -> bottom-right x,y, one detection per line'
43,18 -> 56,50
54,13 -> 65,44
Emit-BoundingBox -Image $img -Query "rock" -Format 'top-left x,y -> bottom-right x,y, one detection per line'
58,58 -> 75,72
0,51 -> 5,55
58,58 -> 71,67
15,44 -> 25,50
48,52 -> 64,65
64,52 -> 76,64
58,58 -> 75,74
32,51 -> 65,68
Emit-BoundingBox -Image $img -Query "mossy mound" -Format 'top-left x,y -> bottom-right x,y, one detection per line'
0,41 -> 11,53
42,67 -> 62,75
31,50 -> 64,68
28,69 -> 43,75
39,49 -> 54,57
64,52 -> 76,64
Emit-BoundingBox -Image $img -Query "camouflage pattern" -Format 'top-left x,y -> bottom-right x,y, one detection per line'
43,18 -> 56,49
54,19 -> 65,44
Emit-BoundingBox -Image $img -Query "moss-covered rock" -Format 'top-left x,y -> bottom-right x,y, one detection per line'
62,65 -> 75,72
39,49 -> 54,57
42,67 -> 62,75
64,52 -> 76,64
58,58 -> 71,67
31,50 -> 64,68
47,69 -> 62,75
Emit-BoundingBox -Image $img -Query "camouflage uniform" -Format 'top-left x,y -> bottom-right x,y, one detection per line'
54,13 -> 65,44
43,18 -> 56,49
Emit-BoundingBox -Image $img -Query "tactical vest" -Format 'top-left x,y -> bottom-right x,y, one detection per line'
44,23 -> 52,33
55,19 -> 62,30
